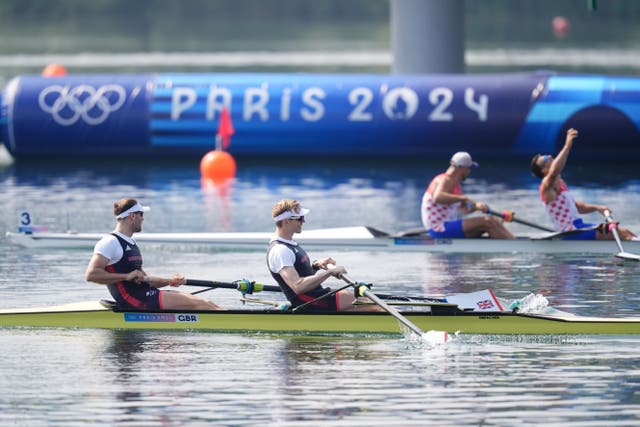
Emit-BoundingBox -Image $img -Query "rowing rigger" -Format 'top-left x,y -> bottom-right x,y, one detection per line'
1,282 -> 638,335
6,226 -> 640,255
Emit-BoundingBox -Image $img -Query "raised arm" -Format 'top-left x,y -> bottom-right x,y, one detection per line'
540,128 -> 578,201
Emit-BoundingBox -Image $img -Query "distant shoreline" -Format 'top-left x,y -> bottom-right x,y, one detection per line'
0,49 -> 639,70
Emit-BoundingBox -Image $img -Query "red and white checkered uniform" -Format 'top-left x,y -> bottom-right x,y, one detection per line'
421,173 -> 462,232
540,178 -> 581,231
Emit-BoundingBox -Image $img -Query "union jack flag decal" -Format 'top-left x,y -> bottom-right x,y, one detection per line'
477,299 -> 495,310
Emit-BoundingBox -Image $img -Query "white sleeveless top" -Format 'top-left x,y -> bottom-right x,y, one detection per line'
541,179 -> 581,231
421,173 -> 461,232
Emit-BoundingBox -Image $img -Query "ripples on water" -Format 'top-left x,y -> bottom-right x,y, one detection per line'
1,330 -> 639,426
1,159 -> 640,425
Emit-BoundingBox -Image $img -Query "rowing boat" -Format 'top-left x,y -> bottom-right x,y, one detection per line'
1,299 -> 638,335
6,226 -> 640,254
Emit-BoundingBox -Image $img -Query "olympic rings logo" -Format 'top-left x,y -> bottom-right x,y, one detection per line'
38,84 -> 126,126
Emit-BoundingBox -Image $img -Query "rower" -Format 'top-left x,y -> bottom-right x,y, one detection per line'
267,199 -> 383,312
421,152 -> 515,239
85,198 -> 224,310
530,128 -> 638,241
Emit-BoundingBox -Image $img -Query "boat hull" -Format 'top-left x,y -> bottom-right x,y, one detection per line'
6,228 -> 639,254
1,302 -> 638,335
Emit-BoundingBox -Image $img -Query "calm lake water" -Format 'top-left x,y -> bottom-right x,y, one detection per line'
1,151 -> 640,425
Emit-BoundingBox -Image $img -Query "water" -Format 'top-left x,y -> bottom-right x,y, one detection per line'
2,6 -> 640,422
1,154 -> 640,425
1,332 -> 638,426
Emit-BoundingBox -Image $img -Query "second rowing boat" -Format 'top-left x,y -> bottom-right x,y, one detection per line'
6,226 -> 640,254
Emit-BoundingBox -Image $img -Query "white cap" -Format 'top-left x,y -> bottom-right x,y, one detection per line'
116,203 -> 150,219
450,152 -> 478,168
273,207 -> 310,222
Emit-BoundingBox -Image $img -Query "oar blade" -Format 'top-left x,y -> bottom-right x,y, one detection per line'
422,330 -> 448,345
604,211 -> 640,261
615,252 -> 640,262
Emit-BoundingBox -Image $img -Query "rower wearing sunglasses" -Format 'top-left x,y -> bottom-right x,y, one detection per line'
85,198 -> 223,310
267,199 -> 382,312
530,128 -> 637,241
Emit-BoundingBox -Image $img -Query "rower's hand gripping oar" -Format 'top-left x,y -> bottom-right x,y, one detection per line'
603,210 -> 640,261
487,208 -> 554,232
186,279 -> 282,295
328,266 -> 447,345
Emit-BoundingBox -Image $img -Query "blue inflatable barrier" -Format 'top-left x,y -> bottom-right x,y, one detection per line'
1,72 -> 639,160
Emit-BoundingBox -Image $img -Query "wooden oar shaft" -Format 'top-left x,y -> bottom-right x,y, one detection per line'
488,209 -> 554,232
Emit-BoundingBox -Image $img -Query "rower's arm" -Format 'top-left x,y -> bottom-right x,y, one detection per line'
431,176 -> 472,206
143,274 -> 186,288
548,129 -> 577,180
575,200 -> 609,215
540,129 -> 578,202
278,265 -> 345,295
85,253 -> 144,285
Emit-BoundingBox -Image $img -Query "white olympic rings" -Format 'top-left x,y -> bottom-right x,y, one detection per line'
38,84 -> 127,126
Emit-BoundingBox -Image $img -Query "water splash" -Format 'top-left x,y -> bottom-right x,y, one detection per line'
507,293 -> 550,313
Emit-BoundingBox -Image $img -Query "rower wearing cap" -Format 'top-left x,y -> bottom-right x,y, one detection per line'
421,152 -> 515,239
267,199 -> 382,312
85,198 -> 223,310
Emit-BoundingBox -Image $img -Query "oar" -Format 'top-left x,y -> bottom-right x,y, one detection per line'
373,293 -> 447,303
603,210 -> 640,261
186,279 -> 282,295
487,208 -> 554,232
334,269 -> 447,344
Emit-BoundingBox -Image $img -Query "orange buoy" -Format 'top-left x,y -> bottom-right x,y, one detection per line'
200,150 -> 236,182
42,64 -> 68,77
